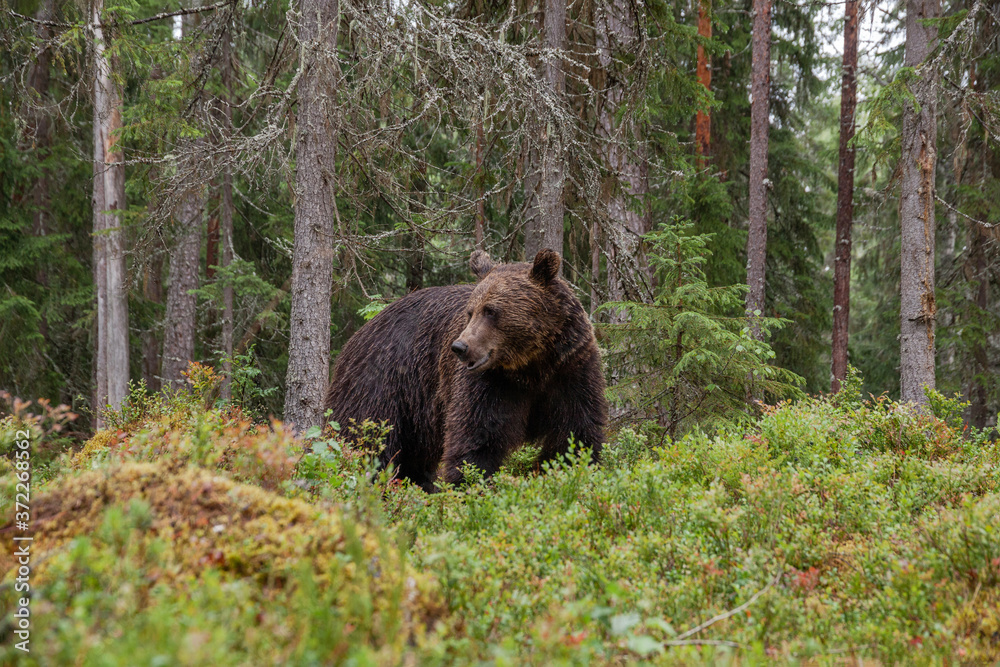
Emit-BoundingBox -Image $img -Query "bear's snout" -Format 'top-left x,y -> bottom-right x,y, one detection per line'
454,310 -> 500,371
452,337 -> 491,370
452,333 -> 493,370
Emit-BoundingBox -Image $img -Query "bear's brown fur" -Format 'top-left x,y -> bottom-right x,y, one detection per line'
324,248 -> 607,490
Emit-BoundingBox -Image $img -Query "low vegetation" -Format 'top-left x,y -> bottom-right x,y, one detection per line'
2,373 -> 999,664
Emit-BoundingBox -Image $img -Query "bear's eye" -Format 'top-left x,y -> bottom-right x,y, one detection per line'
466,310 -> 473,320
482,305 -> 498,320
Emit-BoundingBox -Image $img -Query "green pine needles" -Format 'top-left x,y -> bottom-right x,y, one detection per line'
600,217 -> 803,438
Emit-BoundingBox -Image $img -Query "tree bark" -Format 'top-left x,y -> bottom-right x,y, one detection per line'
745,0 -> 772,342
284,0 -> 340,432
23,0 -> 57,334
523,0 -> 566,260
695,0 -> 712,164
596,0 -> 648,318
92,109 -> 108,428
220,21 -> 235,402
831,0 -> 859,393
967,228 -> 989,428
220,173 -> 235,401
898,0 -> 939,407
161,10 -> 205,391
91,0 -> 129,426
206,214 -> 219,279
161,190 -> 203,389
141,246 -> 164,393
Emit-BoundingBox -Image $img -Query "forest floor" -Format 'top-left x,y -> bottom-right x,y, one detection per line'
2,379 -> 999,665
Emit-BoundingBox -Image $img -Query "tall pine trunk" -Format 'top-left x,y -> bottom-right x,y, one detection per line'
161,11 -> 205,391
284,0 -> 340,431
23,0 -> 56,325
596,0 -> 649,317
92,104 -> 107,427
898,0 -> 939,407
831,0 -> 859,393
161,190 -> 203,389
695,0 -> 712,164
967,228 -> 989,428
220,27 -> 235,402
206,215 -> 219,279
141,245 -> 164,393
745,0 -> 772,342
91,0 -> 129,427
523,0 -> 566,260
141,67 -> 166,394
219,171 -> 235,401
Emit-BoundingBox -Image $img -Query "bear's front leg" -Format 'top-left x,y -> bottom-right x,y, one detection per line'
438,394 -> 529,487
531,355 -> 608,468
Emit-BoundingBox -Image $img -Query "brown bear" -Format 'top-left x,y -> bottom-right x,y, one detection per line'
324,248 -> 607,491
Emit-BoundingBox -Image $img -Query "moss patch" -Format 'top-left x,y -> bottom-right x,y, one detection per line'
1,461 -> 441,665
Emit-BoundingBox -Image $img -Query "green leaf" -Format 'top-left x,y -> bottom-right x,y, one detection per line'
610,613 -> 641,636
626,635 -> 664,656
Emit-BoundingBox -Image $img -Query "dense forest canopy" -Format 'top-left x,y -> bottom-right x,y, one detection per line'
0,0 -> 997,430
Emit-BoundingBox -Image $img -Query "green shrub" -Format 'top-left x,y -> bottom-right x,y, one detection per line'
600,218 -> 803,438
4,377 -> 1000,664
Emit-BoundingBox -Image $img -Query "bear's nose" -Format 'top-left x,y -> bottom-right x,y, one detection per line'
451,340 -> 469,358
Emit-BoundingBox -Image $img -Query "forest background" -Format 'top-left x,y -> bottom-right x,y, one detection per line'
1,0 -> 998,432
3,0 -> 1000,662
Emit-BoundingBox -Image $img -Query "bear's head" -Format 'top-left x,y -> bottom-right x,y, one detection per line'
450,248 -> 568,373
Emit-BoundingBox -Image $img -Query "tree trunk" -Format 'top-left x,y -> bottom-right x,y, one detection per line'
596,0 -> 648,318
745,0 -> 772,342
91,0 -> 129,426
220,172 -> 235,401
204,209 -> 219,355
284,0 -> 340,432
161,191 -> 202,389
92,116 -> 108,427
695,0 -> 712,164
831,0 -> 859,393
899,0 -> 939,407
140,65 -> 167,395
141,247 -> 164,393
206,214 -> 219,279
220,22 -> 235,402
23,0 -> 56,337
523,0 -> 566,260
161,11 -> 205,391
967,228 -> 989,428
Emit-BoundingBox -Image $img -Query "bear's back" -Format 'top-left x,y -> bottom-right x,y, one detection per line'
324,284 -> 473,433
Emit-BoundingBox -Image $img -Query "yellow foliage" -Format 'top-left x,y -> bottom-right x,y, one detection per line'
949,589 -> 1000,665
68,429 -> 119,470
68,412 -> 300,490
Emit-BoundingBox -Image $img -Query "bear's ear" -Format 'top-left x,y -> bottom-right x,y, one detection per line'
530,248 -> 561,285
469,250 -> 494,280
